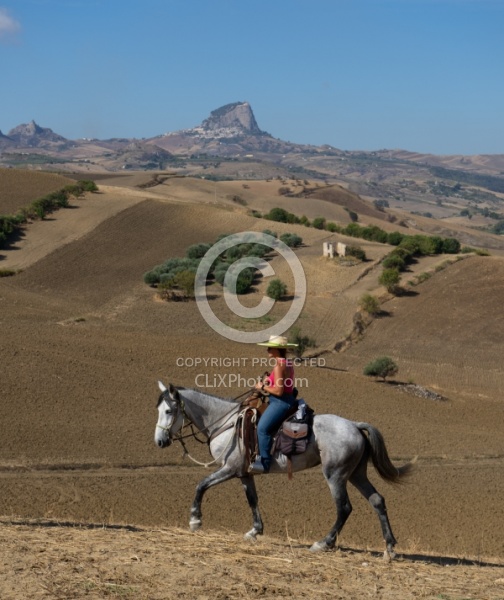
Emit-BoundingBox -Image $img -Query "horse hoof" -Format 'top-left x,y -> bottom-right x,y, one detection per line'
189,518 -> 202,532
383,548 -> 396,562
310,540 -> 331,553
244,529 -> 258,543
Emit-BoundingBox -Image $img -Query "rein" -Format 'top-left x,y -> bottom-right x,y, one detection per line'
162,388 -> 257,468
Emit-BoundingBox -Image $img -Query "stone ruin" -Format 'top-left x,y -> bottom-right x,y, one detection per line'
323,242 -> 346,258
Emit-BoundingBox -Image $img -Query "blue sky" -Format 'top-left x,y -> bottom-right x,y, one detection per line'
1,0 -> 503,155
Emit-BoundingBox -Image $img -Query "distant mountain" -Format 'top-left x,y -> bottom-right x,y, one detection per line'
7,120 -> 68,148
103,140 -> 176,171
0,129 -> 13,150
1,104 -> 504,186
146,100 -> 308,158
201,101 -> 264,134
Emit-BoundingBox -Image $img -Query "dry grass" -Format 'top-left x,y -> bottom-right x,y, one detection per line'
1,520 -> 503,600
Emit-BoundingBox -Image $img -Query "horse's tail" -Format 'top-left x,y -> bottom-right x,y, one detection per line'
356,422 -> 415,484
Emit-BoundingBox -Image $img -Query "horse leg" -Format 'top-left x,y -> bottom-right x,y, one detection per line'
189,466 -> 236,532
350,468 -> 398,560
310,468 -> 352,552
240,474 -> 264,542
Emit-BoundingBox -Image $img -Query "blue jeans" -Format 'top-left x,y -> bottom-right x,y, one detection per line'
257,394 -> 297,469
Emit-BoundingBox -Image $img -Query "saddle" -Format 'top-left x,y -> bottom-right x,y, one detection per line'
238,391 -> 314,479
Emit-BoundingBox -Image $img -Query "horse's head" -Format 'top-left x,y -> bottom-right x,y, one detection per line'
154,381 -> 185,448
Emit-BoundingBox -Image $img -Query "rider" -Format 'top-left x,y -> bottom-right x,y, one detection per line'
249,335 -> 298,474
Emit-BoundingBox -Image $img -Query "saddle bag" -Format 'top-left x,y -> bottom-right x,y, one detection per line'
275,420 -> 309,456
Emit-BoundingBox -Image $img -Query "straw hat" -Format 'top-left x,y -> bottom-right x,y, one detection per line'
257,335 -> 298,348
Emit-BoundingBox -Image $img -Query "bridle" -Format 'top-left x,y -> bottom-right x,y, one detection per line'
156,387 -> 258,468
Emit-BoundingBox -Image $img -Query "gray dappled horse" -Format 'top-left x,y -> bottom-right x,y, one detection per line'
154,381 -> 413,558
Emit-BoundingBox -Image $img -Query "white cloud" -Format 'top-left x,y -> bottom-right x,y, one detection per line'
0,7 -> 21,41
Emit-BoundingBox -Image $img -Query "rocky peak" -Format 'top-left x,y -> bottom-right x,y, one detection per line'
9,120 -> 42,137
200,102 -> 263,135
7,120 -> 67,145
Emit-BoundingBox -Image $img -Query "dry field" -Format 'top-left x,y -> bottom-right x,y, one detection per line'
0,168 -> 74,215
2,522 -> 504,600
1,171 -> 504,599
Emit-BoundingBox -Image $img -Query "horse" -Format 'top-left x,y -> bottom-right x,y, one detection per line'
154,381 -> 414,559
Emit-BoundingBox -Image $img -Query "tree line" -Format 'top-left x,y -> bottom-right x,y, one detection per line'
0,180 -> 98,250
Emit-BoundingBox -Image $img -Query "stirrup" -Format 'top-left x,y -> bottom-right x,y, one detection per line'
248,458 -> 269,474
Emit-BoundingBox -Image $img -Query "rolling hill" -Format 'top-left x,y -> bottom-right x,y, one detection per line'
1,169 -> 504,598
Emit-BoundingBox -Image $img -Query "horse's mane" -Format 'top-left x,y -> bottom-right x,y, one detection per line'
157,384 -> 244,407
179,387 -> 238,404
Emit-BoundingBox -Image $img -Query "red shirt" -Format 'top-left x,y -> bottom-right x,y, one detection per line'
267,359 -> 294,394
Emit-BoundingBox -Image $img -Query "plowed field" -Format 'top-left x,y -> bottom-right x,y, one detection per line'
1,173 -> 503,599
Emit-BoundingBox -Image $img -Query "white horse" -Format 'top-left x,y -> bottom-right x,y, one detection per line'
154,381 -> 414,558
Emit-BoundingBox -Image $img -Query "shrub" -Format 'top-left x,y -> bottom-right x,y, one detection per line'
360,293 -> 381,316
213,262 -> 230,286
288,326 -> 316,357
234,268 -> 255,294
0,215 -> 20,248
248,243 -> 269,257
426,236 -> 445,255
326,222 -> 340,232
387,231 -> 404,246
312,217 -> 326,230
144,269 -> 162,286
442,237 -> 461,254
399,237 -> 422,256
264,207 -> 301,225
379,268 -> 401,294
186,243 -> 211,260
346,245 -> 366,261
0,268 -> 17,277
491,220 -> 504,235
382,254 -> 406,271
415,272 -> 432,284
77,180 -> 98,192
363,356 -> 398,380
286,212 -> 301,224
388,246 -> 416,266
266,278 -> 287,300
361,225 -> 388,244
266,207 -> 289,222
225,245 -> 242,261
217,264 -> 255,294
373,199 -> 389,211
280,233 -> 303,248
343,223 -> 363,237
173,270 -> 196,297
145,257 -> 200,286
